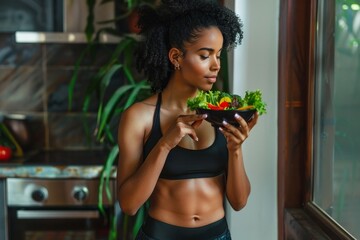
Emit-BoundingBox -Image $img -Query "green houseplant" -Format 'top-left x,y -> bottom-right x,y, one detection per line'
68,0 -> 153,239
68,1 -> 155,239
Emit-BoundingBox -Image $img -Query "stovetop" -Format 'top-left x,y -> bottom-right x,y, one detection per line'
22,150 -> 111,166
0,150 -> 117,179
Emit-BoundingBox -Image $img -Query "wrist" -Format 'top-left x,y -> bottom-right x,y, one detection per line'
227,146 -> 243,160
158,139 -> 173,152
228,144 -> 242,154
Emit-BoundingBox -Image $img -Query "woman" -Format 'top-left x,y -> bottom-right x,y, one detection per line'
117,0 -> 259,239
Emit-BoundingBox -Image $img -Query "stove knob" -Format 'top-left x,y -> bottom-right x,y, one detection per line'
73,186 -> 89,202
31,188 -> 48,202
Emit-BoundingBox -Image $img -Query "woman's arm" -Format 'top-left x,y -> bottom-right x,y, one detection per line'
219,112 -> 259,211
117,102 -> 207,215
116,103 -> 170,215
225,146 -> 251,211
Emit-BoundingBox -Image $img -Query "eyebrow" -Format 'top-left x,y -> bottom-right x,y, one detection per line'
197,47 -> 223,53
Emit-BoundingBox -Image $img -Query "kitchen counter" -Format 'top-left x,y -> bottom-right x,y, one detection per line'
0,150 -> 117,179
0,165 -> 116,178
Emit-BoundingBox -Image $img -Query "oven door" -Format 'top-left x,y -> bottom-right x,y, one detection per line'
8,206 -> 113,240
6,178 -> 116,240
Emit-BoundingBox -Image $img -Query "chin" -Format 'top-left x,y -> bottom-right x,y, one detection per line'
200,84 -> 214,91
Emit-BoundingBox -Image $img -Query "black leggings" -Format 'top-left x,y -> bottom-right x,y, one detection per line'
135,215 -> 232,240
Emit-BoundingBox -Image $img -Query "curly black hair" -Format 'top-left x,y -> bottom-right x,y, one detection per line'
135,0 -> 243,92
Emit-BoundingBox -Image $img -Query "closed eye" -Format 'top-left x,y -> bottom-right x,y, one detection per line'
200,55 -> 221,60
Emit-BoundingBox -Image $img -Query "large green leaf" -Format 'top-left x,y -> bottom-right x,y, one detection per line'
104,124 -> 116,145
111,37 -> 136,63
96,64 -> 123,126
82,69 -> 105,113
96,84 -> 135,140
85,0 -> 96,42
123,80 -> 149,109
132,206 -> 145,237
77,37 -> 137,115
122,215 -> 130,240
123,66 -> 135,84
97,80 -> 150,140
98,145 -> 119,213
68,43 -> 95,110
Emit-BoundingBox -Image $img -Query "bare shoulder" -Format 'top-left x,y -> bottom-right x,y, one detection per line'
118,94 -> 158,136
121,95 -> 157,120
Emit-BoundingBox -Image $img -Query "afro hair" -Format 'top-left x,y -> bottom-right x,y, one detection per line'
135,0 -> 243,92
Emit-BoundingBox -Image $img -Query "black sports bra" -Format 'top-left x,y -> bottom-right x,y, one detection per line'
143,93 -> 228,180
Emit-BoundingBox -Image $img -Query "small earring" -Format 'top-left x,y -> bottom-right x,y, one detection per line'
174,62 -> 180,70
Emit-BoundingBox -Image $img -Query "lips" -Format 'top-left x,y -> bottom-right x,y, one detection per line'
205,76 -> 217,83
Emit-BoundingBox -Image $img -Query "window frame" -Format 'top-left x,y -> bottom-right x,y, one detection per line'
278,0 -> 357,239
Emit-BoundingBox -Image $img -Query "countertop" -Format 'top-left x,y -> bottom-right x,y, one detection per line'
0,150 -> 117,179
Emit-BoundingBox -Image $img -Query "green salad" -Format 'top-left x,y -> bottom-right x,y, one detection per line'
187,90 -> 267,115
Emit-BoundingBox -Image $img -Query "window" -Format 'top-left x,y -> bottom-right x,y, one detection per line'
278,0 -> 359,239
313,0 -> 360,238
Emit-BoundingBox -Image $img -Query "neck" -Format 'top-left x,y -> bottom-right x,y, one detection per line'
161,78 -> 198,113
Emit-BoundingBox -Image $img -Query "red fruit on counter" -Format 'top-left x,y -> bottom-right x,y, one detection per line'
0,146 -> 12,161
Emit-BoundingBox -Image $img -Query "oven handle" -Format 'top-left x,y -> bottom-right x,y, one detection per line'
16,210 -> 100,219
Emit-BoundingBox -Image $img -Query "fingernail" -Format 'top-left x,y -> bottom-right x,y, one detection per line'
203,114 -> 208,118
222,120 -> 228,125
195,137 -> 199,141
234,113 -> 240,119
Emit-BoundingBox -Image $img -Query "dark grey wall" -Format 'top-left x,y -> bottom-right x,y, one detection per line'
0,33 -> 121,152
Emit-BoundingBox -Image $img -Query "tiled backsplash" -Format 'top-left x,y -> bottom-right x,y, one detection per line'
0,33 -> 121,152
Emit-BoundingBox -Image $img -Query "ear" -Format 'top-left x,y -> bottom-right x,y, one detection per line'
168,47 -> 183,65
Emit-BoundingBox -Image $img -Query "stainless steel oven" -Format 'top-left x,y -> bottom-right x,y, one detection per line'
6,178 -> 116,240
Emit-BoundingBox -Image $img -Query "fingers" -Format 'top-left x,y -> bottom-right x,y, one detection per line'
248,112 -> 259,130
219,112 -> 259,144
175,121 -> 199,141
191,119 -> 204,128
175,114 -> 207,142
234,113 -> 250,133
177,114 -> 207,124
220,120 -> 248,142
231,111 -> 259,132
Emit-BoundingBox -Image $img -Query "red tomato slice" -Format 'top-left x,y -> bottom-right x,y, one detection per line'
207,103 -> 224,110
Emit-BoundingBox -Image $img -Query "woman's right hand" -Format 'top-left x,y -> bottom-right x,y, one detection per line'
160,114 -> 207,149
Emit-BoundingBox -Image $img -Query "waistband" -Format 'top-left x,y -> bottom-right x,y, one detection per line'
142,215 -> 228,240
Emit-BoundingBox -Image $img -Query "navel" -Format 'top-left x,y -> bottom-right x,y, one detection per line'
192,215 -> 201,222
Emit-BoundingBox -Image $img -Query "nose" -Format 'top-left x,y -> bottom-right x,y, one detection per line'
210,56 -> 221,71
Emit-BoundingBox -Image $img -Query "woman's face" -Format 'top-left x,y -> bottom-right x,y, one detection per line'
179,26 -> 223,91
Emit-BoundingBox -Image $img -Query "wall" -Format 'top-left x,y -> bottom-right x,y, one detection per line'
0,34 -> 120,151
225,0 -> 279,239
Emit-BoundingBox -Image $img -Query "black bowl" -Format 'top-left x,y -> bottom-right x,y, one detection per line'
196,108 -> 256,128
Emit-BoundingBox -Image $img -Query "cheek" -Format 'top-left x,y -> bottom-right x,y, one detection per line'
183,58 -> 207,76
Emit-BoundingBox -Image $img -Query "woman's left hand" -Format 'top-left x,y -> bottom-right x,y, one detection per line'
219,112 -> 259,151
